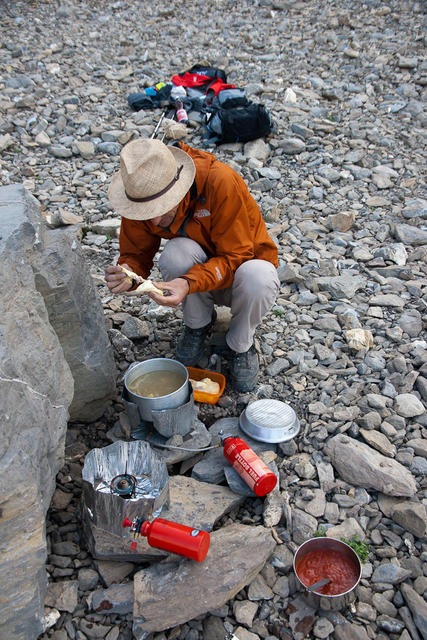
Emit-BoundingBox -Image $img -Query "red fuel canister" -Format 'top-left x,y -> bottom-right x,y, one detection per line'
123,517 -> 210,562
222,436 -> 277,497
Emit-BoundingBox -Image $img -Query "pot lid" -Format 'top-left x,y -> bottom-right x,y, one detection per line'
239,399 -> 300,443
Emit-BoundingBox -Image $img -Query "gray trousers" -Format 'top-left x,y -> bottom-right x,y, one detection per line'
158,237 -> 280,353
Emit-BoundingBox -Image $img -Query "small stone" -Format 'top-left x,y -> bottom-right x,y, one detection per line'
52,541 -> 80,556
35,131 -> 51,147
51,488 -> 73,510
393,223 -> 427,246
243,139 -> 269,161
45,581 -> 79,613
0,133 -> 13,152
78,568 -> 99,591
371,563 -> 412,585
75,141 -> 96,159
374,243 -> 407,265
233,600 -> 258,626
313,617 -> 334,638
121,316 -> 150,340
326,517 -> 365,541
376,614 -> 405,634
291,509 -> 318,545
247,573 -> 274,601
394,393 -> 425,417
88,583 -> 133,615
398,56 -> 418,69
97,141 -> 121,155
233,628 -> 260,640
399,309 -> 423,337
272,575 -> 289,599
369,294 -> 405,308
327,211 -> 355,232
355,602 -> 376,622
91,218 -> 121,238
402,198 -> 427,219
372,593 -> 397,617
391,502 -> 427,538
359,429 -> 396,458
49,144 -> 73,158
279,138 -> 306,154
334,622 -> 370,640
79,619 -> 111,638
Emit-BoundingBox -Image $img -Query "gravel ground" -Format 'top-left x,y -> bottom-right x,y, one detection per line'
1,1 -> 426,639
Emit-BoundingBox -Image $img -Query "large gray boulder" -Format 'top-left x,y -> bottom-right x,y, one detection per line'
29,208 -> 117,422
327,434 -> 417,497
0,185 -> 74,638
0,184 -> 116,639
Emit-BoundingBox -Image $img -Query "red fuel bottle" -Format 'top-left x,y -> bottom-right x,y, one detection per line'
123,517 -> 210,562
222,436 -> 277,497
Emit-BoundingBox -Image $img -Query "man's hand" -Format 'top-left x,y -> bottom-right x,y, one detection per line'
150,277 -> 190,307
105,263 -> 135,293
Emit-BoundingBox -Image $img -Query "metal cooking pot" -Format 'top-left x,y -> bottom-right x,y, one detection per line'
124,358 -> 189,422
293,537 -> 362,611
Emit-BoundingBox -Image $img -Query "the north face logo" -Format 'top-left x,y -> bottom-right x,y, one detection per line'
194,209 -> 211,218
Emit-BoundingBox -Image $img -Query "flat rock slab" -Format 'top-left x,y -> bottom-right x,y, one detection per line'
192,417 -> 276,485
83,475 -> 244,561
133,523 -> 276,639
88,583 -> 133,615
327,434 -> 417,497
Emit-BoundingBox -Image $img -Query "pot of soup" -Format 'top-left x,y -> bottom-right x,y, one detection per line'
293,537 -> 362,611
124,358 -> 190,422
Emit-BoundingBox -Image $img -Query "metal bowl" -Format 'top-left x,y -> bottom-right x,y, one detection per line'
239,399 -> 300,443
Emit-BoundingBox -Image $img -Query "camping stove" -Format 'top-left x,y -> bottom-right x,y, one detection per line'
110,473 -> 137,499
82,440 -> 170,538
122,383 -> 197,440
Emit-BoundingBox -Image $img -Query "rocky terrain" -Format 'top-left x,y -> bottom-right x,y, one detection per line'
1,0 -> 426,639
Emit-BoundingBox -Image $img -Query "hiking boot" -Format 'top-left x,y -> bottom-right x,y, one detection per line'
175,311 -> 217,367
230,345 -> 259,392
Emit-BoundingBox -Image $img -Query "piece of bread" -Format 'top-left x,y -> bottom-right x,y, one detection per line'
119,265 -> 164,296
189,377 -> 220,395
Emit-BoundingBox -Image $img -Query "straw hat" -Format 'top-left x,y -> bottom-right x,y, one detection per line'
108,138 -> 196,220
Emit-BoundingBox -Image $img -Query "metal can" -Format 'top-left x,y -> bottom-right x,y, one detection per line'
123,517 -> 210,562
222,436 -> 277,497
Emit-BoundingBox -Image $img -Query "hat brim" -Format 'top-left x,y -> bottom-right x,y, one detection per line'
108,146 -> 196,221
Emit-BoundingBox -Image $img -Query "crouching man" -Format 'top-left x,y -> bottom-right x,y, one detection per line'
105,138 -> 279,392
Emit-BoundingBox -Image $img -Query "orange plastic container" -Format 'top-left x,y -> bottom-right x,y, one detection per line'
186,367 -> 226,405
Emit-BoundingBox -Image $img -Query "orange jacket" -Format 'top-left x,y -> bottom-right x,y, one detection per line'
118,142 -> 278,294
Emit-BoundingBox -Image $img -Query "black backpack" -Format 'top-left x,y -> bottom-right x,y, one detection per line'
203,103 -> 273,144
207,88 -> 249,109
183,64 -> 227,83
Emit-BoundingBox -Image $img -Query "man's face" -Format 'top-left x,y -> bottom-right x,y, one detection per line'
150,205 -> 178,228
